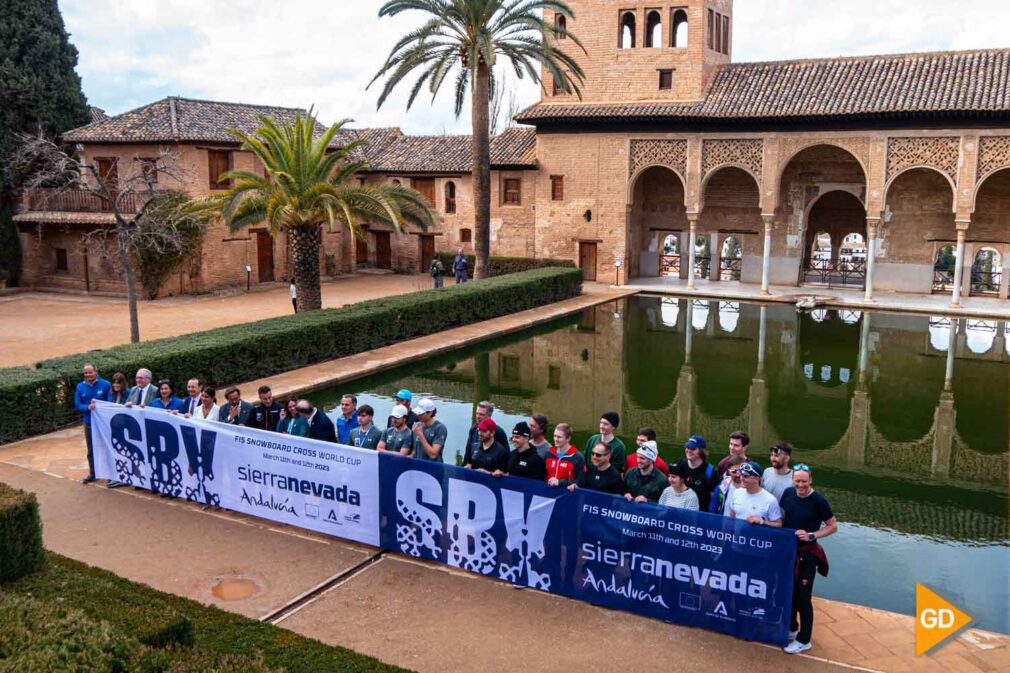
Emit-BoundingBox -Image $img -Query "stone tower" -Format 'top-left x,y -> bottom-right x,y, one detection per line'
545,1 -> 733,104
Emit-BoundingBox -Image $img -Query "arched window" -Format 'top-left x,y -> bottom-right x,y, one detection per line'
970,247 -> 1003,296
694,235 -> 711,279
554,14 -> 567,39
619,11 -> 636,49
839,232 -> 866,269
645,11 -> 661,48
719,236 -> 742,281
932,245 -> 956,293
672,9 -> 688,47
811,232 -> 832,268
444,181 -> 456,214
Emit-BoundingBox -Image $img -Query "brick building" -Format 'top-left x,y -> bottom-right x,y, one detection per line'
15,0 -> 1010,303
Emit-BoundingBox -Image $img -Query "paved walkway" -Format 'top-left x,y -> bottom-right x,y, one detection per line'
1,292 -> 1006,672
0,273 -> 434,367
626,277 -> 1010,320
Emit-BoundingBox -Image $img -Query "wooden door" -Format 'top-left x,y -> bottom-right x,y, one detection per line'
375,232 -> 392,269
411,178 -> 436,208
355,235 -> 369,267
255,231 -> 274,282
420,235 -> 435,272
578,242 -> 597,281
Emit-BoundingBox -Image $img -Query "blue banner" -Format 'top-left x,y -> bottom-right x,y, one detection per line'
379,453 -> 796,645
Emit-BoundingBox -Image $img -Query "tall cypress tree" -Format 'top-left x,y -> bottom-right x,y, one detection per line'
0,0 -> 90,285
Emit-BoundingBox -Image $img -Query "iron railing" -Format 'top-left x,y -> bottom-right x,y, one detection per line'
659,254 -> 681,277
694,255 -> 712,279
932,267 -> 956,294
802,259 -> 866,288
970,269 -> 1002,296
720,257 -> 742,281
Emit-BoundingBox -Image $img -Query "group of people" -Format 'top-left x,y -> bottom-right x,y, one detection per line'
75,364 -> 835,656
429,248 -> 470,288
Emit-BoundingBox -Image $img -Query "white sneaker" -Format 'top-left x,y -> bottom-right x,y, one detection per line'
783,640 -> 812,655
788,630 -> 799,641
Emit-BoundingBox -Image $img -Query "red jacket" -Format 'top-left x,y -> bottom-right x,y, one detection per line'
545,444 -> 586,484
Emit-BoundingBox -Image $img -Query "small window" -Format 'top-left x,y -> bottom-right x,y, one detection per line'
552,77 -> 560,95
722,15 -> 730,54
55,247 -> 68,272
139,157 -> 159,184
714,13 -> 722,53
548,365 -> 561,390
96,157 -> 119,190
208,150 -> 232,190
555,14 -> 567,39
619,11 -> 636,49
658,69 -> 673,90
503,177 -> 521,205
671,9 -> 688,47
707,9 -> 714,49
645,10 -> 661,48
460,228 -> 472,243
392,178 -> 401,185
445,181 -> 456,213
550,175 -> 564,201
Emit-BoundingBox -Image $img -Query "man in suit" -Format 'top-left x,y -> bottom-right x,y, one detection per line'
298,399 -> 336,442
126,368 -> 157,407
184,378 -> 203,416
218,386 -> 254,426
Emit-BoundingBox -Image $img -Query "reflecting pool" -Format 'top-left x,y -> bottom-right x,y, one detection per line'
310,296 -> 1010,633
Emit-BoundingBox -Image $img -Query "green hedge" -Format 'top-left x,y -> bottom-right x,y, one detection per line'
0,483 -> 46,582
9,553 -> 410,673
0,267 -> 583,443
433,252 -> 575,278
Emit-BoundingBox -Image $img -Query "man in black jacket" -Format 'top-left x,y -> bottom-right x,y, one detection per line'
462,400 -> 508,456
299,400 -> 336,443
249,385 -> 283,432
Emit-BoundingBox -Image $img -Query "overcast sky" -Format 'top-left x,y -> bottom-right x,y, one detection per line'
63,0 -> 1010,134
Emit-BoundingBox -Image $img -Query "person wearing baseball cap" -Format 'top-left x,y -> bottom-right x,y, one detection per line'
624,441 -> 668,503
584,411 -> 628,474
727,461 -> 783,527
377,404 -> 415,456
411,398 -> 446,461
500,421 -> 547,481
464,417 -> 509,473
386,389 -> 419,429
659,461 -> 700,511
672,434 -> 721,511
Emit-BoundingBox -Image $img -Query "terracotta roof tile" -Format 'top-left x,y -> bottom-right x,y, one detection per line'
516,48 -> 1010,124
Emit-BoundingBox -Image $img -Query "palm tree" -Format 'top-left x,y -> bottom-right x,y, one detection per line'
370,0 -> 584,280
203,112 -> 434,311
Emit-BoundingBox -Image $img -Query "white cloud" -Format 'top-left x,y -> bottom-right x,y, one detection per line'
61,0 -> 1010,134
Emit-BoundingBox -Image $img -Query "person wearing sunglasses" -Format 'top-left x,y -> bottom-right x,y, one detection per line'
727,462 -> 782,527
779,464 -> 837,656
568,440 -> 624,495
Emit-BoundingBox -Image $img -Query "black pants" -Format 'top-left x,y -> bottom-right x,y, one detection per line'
791,552 -> 818,644
84,423 -> 95,479
292,298 -> 298,313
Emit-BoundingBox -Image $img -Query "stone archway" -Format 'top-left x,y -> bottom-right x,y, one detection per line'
970,168 -> 1010,298
699,166 -> 761,282
628,166 -> 687,279
801,191 -> 867,287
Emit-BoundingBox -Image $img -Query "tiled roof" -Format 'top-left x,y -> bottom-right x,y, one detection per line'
61,96 -> 537,171
63,97 -> 322,144
89,107 -> 108,123
516,49 -> 1010,124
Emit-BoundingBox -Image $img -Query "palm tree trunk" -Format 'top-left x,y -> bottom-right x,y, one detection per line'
117,224 -> 141,343
290,225 -> 323,311
471,61 -> 492,280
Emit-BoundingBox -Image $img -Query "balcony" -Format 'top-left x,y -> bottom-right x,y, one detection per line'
20,188 -> 145,215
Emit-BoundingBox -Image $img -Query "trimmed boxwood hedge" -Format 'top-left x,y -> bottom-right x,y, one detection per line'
0,267 -> 582,443
8,553 -> 410,673
0,483 -> 46,582
433,251 -> 575,278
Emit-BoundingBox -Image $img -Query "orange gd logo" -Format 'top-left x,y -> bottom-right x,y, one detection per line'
915,583 -> 974,656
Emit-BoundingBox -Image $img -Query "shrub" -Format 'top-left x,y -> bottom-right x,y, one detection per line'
0,267 -> 582,443
434,251 -> 575,278
0,483 -> 46,582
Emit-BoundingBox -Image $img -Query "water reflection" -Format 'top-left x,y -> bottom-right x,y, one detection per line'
313,296 -> 1009,632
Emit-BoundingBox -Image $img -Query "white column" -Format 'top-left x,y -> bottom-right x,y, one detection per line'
951,227 -> 967,308
757,305 -> 767,371
944,319 -> 957,390
760,214 -> 773,296
863,218 -> 880,302
858,312 -> 872,382
684,299 -> 694,363
710,232 -> 721,282
687,214 -> 699,289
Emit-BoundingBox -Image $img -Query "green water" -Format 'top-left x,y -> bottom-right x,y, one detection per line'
308,296 -> 1010,633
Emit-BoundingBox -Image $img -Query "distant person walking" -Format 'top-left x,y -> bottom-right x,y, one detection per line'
290,280 -> 298,313
430,256 -> 445,288
75,363 -> 110,484
453,248 -> 469,284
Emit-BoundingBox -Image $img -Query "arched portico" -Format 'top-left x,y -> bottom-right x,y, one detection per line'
696,165 -> 762,286
627,165 -> 688,280
969,167 -> 1010,299
800,191 -> 867,288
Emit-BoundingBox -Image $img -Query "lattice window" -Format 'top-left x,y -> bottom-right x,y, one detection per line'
629,139 -> 687,178
976,136 -> 1010,182
886,137 -> 960,183
702,139 -> 763,180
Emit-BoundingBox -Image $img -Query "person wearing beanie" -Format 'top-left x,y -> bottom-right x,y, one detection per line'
583,411 -> 627,473
623,441 -> 669,503
464,416 -> 509,473
659,461 -> 700,510
498,421 -> 547,481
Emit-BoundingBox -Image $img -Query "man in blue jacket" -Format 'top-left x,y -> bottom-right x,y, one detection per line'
75,363 -> 110,484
